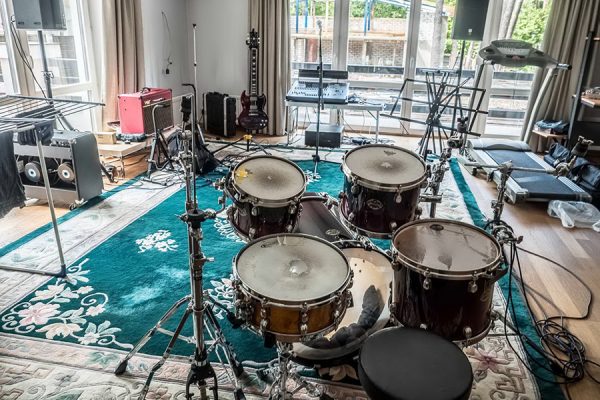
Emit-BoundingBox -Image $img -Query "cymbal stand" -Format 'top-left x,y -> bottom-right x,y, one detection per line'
114,101 -> 246,400
419,147 -> 451,218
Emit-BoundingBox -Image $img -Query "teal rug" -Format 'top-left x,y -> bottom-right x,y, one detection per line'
0,158 -> 563,399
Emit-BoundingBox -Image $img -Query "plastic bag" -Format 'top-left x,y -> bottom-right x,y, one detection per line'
547,200 -> 600,231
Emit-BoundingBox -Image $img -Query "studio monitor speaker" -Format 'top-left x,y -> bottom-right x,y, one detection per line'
13,0 -> 66,31
452,0 -> 490,41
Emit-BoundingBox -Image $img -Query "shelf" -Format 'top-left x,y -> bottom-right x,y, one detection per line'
531,127 -> 567,140
581,97 -> 600,108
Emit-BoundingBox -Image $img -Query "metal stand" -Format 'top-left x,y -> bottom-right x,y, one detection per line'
258,343 -> 327,400
0,122 -> 66,278
114,104 -> 246,400
420,147 -> 451,218
312,20 -> 324,172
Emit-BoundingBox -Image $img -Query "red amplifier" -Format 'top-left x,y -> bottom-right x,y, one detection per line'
118,87 -> 174,135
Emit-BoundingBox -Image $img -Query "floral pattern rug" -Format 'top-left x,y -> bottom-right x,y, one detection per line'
0,154 -> 543,399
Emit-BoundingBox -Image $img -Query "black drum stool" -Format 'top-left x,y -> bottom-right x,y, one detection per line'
358,327 -> 473,400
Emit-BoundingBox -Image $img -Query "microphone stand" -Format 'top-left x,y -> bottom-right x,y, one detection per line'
313,20 -> 324,172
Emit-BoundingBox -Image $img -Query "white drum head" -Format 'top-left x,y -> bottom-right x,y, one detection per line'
344,145 -> 425,186
335,247 -> 392,333
393,220 -> 501,274
233,156 -> 306,201
235,234 -> 350,302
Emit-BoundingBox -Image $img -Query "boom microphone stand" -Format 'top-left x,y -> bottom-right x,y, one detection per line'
114,96 -> 246,400
313,20 -> 324,173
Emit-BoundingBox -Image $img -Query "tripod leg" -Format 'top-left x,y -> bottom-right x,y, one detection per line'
204,304 -> 245,378
115,296 -> 190,375
137,307 -> 193,400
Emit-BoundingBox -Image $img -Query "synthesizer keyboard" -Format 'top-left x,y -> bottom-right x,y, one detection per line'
286,80 -> 349,104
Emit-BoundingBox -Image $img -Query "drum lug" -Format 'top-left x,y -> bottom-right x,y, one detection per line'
248,227 -> 256,240
394,191 -> 403,203
251,206 -> 259,216
389,302 -> 397,324
259,299 -> 269,335
468,276 -> 478,294
389,221 -> 398,232
285,224 -> 293,232
348,212 -> 355,222
464,326 -> 473,340
289,203 -> 297,214
300,302 -> 309,339
351,184 -> 360,194
422,270 -> 432,290
419,323 -> 428,330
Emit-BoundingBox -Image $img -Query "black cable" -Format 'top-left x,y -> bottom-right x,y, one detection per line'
497,240 -> 600,397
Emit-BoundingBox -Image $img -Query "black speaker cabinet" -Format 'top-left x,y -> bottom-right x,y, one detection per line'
452,0 -> 490,41
14,130 -> 103,207
204,92 -> 236,137
12,0 -> 67,30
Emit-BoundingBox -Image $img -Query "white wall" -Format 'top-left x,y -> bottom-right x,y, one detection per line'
140,0 -> 190,97
186,0 -> 249,98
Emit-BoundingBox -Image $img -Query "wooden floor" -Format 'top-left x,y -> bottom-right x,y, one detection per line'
1,133 -> 599,399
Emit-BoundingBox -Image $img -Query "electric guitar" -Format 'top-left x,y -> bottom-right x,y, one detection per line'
239,29 -> 269,132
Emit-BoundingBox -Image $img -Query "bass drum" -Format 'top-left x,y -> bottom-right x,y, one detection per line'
293,246 -> 392,367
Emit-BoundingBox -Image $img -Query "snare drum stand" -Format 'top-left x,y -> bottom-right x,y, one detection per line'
114,128 -> 246,400
259,342 -> 329,400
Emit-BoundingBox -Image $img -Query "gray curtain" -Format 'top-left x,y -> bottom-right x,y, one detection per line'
521,0 -> 600,149
249,0 -> 291,136
102,0 -> 145,129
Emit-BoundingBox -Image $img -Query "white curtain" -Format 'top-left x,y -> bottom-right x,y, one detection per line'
101,0 -> 145,128
521,0 -> 600,149
249,0 -> 291,136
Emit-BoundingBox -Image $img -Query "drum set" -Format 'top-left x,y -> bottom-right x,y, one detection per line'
214,144 -> 507,399
117,136 -> 508,400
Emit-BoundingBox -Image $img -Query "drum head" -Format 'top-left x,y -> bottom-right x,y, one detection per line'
392,219 -> 501,275
233,156 -> 306,201
293,246 -> 392,365
344,145 -> 425,187
235,234 -> 349,303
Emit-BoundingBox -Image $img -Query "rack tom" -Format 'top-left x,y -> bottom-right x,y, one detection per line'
390,219 -> 505,345
225,156 -> 306,240
233,234 -> 353,343
340,144 -> 426,238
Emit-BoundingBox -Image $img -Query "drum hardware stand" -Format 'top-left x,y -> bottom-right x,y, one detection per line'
256,342 -> 331,400
420,147 -> 452,218
312,19 -> 325,173
114,121 -> 246,400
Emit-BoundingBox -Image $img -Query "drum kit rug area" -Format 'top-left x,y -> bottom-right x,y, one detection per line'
117,142 -> 510,400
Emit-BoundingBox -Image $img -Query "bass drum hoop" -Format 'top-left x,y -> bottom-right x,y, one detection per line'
292,245 -> 392,367
230,155 -> 307,208
341,145 -> 427,193
232,233 -> 352,305
391,219 -> 503,280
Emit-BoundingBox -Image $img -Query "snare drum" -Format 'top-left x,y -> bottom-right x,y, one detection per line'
233,234 -> 353,343
294,193 -> 356,244
293,246 -> 392,367
340,144 -> 427,238
225,156 -> 306,240
390,219 -> 506,344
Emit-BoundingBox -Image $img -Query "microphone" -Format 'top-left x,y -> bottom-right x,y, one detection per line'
317,19 -> 322,32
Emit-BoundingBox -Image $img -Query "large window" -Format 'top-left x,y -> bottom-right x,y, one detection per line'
0,0 -> 96,130
289,0 -> 553,138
